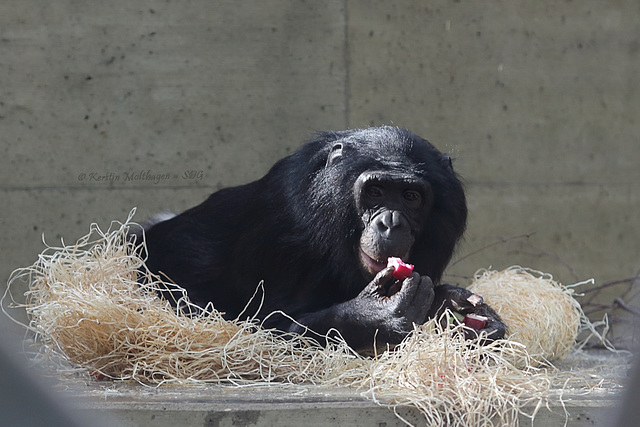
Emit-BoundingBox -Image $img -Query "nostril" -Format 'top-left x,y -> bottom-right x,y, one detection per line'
376,216 -> 389,233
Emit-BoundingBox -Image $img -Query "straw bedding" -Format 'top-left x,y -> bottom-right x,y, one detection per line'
469,267 -> 583,364
2,211 -> 607,426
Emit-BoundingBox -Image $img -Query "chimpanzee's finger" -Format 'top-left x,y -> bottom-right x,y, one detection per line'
403,275 -> 434,322
359,266 -> 395,297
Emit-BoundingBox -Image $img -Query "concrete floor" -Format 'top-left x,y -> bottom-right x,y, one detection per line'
58,350 -> 628,427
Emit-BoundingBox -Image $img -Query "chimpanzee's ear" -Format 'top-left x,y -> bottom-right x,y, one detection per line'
326,142 -> 344,167
441,154 -> 454,171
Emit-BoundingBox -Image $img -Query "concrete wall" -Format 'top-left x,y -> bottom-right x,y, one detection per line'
2,1 -> 639,311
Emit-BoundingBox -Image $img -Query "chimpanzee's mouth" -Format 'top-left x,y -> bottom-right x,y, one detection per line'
359,249 -> 386,275
359,248 -> 408,276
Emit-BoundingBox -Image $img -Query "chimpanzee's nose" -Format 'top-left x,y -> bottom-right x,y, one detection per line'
375,211 -> 406,237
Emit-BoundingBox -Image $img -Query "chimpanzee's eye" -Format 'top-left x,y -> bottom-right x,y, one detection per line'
403,190 -> 421,203
366,185 -> 384,198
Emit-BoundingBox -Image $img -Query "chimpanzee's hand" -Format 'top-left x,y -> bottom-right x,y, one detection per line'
426,284 -> 507,341
290,266 -> 434,352
351,266 -> 435,345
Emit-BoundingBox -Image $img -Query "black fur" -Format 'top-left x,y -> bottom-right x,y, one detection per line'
141,126 -> 505,351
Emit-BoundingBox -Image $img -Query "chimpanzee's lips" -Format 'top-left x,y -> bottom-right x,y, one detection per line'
359,249 -> 407,276
360,250 -> 386,275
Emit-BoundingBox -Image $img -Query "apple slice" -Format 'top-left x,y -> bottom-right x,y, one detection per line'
463,313 -> 488,330
387,257 -> 414,280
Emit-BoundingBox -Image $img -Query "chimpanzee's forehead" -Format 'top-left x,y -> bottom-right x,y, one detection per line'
345,136 -> 441,169
346,126 -> 412,145
345,127 -> 441,156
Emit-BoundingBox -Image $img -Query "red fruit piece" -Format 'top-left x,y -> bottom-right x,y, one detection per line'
463,313 -> 488,330
387,257 -> 414,280
466,293 -> 483,307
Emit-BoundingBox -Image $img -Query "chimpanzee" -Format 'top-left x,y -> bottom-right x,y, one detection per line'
139,126 -> 505,352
